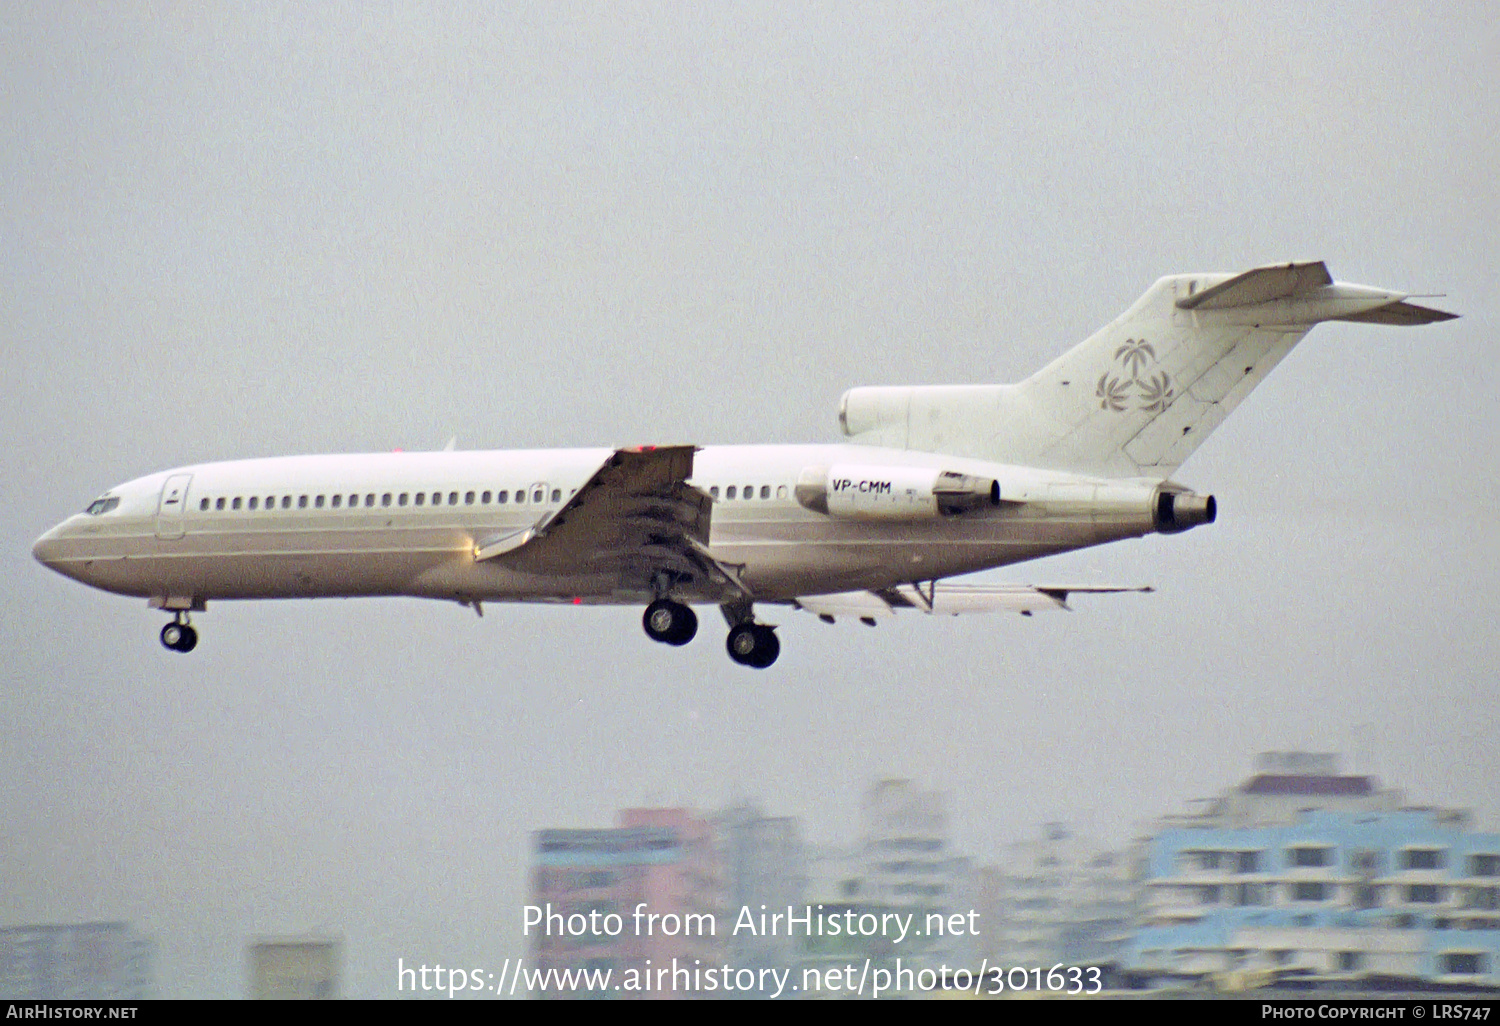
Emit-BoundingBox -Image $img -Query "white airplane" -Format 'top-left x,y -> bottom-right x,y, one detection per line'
33,261 -> 1454,668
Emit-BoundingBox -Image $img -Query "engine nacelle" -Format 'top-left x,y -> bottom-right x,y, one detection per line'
796,465 -> 1000,520
1154,489 -> 1217,534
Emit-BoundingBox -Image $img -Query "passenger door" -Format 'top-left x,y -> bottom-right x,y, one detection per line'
156,473 -> 193,540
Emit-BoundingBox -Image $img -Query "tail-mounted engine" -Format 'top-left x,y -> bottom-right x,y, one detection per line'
796,465 -> 1000,520
1154,488 -> 1217,534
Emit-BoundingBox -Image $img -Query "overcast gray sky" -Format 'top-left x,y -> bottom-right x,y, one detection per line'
3,1 -> 1496,999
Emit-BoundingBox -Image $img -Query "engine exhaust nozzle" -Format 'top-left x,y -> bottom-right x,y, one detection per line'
1156,491 -> 1217,534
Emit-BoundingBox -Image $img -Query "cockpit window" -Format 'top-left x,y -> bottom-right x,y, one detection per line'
84,497 -> 120,516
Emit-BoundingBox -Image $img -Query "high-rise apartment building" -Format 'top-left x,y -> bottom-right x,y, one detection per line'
1129,753 -> 1500,987
530,807 -> 722,998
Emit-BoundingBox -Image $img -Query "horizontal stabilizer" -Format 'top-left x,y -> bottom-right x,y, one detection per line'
1333,300 -> 1458,326
793,582 -> 1152,620
1173,260 -> 1456,325
1175,260 -> 1333,310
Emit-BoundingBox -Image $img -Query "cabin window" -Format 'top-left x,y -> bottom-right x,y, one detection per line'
266,496 -> 275,508
414,492 -> 425,506
314,495 -> 324,508
232,497 -> 242,510
449,491 -> 459,505
216,497 -> 226,510
382,493 -> 392,507
199,498 -> 210,511
481,490 -> 491,503
710,486 -> 719,499
777,485 -> 788,499
248,497 -> 258,510
398,493 -> 408,506
760,485 -> 770,499
331,494 -> 342,508
365,494 -> 374,507
743,484 -> 753,498
726,486 -> 737,499
550,489 -> 561,502
296,495 -> 307,509
511,490 -> 522,504
349,495 -> 358,507
465,491 -> 475,505
280,496 -> 290,509
533,489 -> 544,503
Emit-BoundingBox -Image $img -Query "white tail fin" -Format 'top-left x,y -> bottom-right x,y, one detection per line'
839,261 -> 1455,479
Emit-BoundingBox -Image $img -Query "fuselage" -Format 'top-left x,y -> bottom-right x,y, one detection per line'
31,443 -> 1175,610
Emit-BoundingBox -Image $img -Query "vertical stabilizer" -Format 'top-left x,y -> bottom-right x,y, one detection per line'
839,262 -> 1454,479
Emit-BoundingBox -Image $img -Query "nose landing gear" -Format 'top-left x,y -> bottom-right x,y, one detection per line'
160,612 -> 198,653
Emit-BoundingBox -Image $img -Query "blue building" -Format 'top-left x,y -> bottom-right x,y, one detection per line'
0,922 -> 154,1000
1128,754 -> 1500,988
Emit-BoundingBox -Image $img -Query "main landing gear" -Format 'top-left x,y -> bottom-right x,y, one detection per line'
640,597 -> 781,668
720,598 -> 780,669
725,621 -> 779,669
159,611 -> 198,653
642,599 -> 698,646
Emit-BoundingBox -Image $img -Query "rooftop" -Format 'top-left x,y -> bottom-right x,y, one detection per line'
1240,774 -> 1375,797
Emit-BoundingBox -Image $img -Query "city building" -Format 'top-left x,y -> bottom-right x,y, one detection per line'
716,801 -> 807,996
248,935 -> 341,999
530,807 -> 722,998
795,780 -> 978,984
1128,753 -> 1500,988
980,822 -> 1136,969
0,922 -> 153,1000
861,779 -> 953,910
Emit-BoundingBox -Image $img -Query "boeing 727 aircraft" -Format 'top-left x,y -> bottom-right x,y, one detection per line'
32,261 -> 1454,667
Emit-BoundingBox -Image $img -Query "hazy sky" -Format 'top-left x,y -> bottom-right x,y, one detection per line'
4,1 -> 1496,999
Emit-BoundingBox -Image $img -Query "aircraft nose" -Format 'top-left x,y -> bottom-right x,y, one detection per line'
33,523 -> 67,569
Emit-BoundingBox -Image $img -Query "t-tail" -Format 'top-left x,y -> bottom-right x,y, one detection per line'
838,261 -> 1456,479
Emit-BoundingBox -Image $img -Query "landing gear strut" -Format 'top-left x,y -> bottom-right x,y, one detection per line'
160,611 -> 198,653
642,599 -> 698,646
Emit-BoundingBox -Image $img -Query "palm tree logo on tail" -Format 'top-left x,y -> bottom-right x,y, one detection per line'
1096,338 -> 1174,413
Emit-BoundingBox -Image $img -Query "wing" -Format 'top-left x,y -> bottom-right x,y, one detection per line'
473,445 -> 748,601
793,582 -> 1153,621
